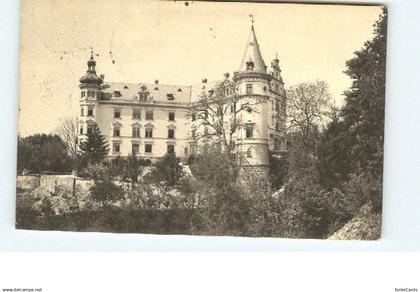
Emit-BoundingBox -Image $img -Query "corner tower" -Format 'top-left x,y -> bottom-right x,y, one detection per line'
233,22 -> 272,177
78,51 -> 103,141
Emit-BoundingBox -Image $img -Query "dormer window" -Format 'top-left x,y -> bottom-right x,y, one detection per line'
154,86 -> 159,91
246,61 -> 254,71
114,90 -> 121,97
167,93 -> 175,101
177,88 -> 182,92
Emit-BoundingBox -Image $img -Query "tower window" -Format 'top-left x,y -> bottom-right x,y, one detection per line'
87,122 -> 95,134
167,144 -> 175,154
246,126 -> 254,139
114,109 -> 121,118
168,129 -> 175,139
132,143 -> 140,155
246,148 -> 252,158
145,111 -> 153,120
145,128 -> 153,138
133,109 -> 141,119
87,107 -> 94,117
246,83 -> 253,94
145,144 -> 153,153
81,91 -> 86,98
246,61 -> 254,71
168,112 -> 175,121
132,125 -> 140,138
81,108 -> 85,116
79,125 -> 84,135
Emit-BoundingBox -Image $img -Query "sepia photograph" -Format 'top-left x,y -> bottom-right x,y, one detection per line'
15,0 -> 387,240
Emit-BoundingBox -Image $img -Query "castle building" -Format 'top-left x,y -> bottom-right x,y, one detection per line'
78,23 -> 286,171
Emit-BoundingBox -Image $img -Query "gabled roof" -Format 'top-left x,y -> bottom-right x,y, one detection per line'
101,82 -> 192,104
238,26 -> 266,73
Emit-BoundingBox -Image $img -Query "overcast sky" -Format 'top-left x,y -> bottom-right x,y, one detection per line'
18,0 -> 383,136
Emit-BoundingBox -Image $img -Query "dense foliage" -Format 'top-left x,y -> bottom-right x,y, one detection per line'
17,134 -> 72,173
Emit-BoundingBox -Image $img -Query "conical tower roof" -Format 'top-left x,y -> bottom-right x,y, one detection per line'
239,25 -> 266,73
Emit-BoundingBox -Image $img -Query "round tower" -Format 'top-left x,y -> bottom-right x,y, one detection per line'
78,51 -> 103,140
233,23 -> 271,177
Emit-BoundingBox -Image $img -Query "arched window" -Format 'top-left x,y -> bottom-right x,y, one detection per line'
246,148 -> 252,158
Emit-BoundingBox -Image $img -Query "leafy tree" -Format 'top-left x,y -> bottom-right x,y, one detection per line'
110,154 -> 145,183
146,153 -> 183,186
341,9 -> 387,177
17,134 -> 72,173
286,80 -> 332,169
318,9 -> 387,209
78,123 -> 109,165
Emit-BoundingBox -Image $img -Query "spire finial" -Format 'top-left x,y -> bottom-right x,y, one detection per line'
249,14 -> 254,29
90,48 -> 94,60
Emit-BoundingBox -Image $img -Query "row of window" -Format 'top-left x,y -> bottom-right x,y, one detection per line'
112,127 -> 175,139
81,90 -> 100,98
113,109 -> 175,121
112,143 -> 175,155
81,107 -> 94,117
190,126 -> 254,140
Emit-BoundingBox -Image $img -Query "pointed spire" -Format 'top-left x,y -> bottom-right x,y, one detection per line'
239,18 -> 266,73
87,48 -> 96,73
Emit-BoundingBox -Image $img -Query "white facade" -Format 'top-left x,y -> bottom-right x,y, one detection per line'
78,24 -> 286,167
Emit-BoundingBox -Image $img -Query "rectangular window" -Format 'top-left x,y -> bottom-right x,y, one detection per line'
145,128 -> 153,138
145,111 -> 153,120
167,94 -> 175,100
246,127 -> 253,139
87,124 -> 94,134
133,109 -> 141,120
113,143 -> 120,153
168,112 -> 175,121
113,128 -> 120,137
246,83 -> 253,94
132,143 -> 139,155
132,127 -> 140,138
81,108 -> 84,116
168,129 -> 175,139
79,126 -> 84,135
81,91 -> 85,98
114,109 -> 121,118
87,107 -> 94,117
167,144 -> 175,154
145,144 -> 152,153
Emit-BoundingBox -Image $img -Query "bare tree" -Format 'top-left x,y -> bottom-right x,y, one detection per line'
190,74 -> 265,156
286,80 -> 332,168
56,116 -> 79,159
